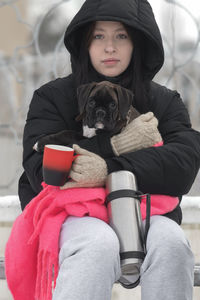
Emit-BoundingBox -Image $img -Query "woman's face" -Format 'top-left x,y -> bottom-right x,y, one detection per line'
88,21 -> 134,77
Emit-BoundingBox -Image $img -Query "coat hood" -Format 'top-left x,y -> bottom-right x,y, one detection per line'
64,0 -> 164,80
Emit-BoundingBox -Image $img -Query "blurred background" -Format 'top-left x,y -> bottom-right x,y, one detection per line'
0,1 -> 200,299
0,0 -> 200,197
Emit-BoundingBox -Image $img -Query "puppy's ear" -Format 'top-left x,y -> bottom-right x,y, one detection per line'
115,86 -> 134,120
76,82 -> 97,121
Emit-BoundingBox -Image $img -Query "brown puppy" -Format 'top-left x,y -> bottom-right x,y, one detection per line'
34,81 -> 140,152
76,81 -> 139,133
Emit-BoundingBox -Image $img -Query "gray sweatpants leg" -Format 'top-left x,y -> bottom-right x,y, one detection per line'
53,215 -> 194,300
140,215 -> 194,300
52,216 -> 121,300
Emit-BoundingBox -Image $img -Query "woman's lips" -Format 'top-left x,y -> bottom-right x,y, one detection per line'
102,59 -> 120,65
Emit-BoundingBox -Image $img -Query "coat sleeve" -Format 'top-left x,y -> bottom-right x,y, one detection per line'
105,93 -> 200,196
22,88 -> 66,194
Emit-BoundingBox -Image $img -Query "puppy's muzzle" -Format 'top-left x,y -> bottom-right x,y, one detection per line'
96,108 -> 106,119
95,108 -> 106,129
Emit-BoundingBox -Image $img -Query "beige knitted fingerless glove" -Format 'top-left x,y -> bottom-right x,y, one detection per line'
60,144 -> 108,189
111,112 -> 162,156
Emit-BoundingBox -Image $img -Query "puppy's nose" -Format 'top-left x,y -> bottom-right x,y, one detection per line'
96,108 -> 106,118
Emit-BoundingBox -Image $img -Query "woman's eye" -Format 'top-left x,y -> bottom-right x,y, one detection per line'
117,33 -> 128,39
94,34 -> 103,39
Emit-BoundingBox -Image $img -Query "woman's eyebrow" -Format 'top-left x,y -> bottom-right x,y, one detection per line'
115,28 -> 126,32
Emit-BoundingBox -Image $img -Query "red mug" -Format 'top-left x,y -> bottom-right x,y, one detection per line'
43,145 -> 78,186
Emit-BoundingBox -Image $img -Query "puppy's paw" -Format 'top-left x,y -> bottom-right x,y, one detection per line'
33,141 -> 39,152
33,139 -> 46,152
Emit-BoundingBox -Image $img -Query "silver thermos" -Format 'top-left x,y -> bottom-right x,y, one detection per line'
106,171 -> 150,288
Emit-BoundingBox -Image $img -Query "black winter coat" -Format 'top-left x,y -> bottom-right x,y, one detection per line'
19,75 -> 200,224
19,0 -> 200,225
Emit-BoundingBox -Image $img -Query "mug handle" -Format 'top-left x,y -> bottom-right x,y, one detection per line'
72,153 -> 79,161
64,153 -> 79,183
65,154 -> 80,183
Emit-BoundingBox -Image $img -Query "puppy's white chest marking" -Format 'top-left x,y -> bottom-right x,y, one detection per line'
83,125 -> 96,138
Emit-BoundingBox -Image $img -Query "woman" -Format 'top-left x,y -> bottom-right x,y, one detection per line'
19,0 -> 200,299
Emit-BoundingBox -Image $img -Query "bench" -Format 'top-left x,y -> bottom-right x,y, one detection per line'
0,256 -> 200,286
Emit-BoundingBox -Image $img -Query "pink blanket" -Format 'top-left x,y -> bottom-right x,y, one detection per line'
5,183 -> 178,300
5,185 -> 108,300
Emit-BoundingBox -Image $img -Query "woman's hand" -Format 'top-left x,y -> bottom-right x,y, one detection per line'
60,144 -> 108,189
111,112 -> 162,156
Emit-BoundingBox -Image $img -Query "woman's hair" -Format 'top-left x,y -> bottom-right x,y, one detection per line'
73,22 -> 149,112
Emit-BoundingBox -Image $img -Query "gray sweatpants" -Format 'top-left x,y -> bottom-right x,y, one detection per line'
52,215 -> 194,300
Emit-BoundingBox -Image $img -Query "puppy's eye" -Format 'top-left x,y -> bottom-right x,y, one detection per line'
109,102 -> 117,110
88,99 -> 95,108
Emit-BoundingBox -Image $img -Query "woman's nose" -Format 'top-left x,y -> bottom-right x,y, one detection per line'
104,39 -> 116,53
